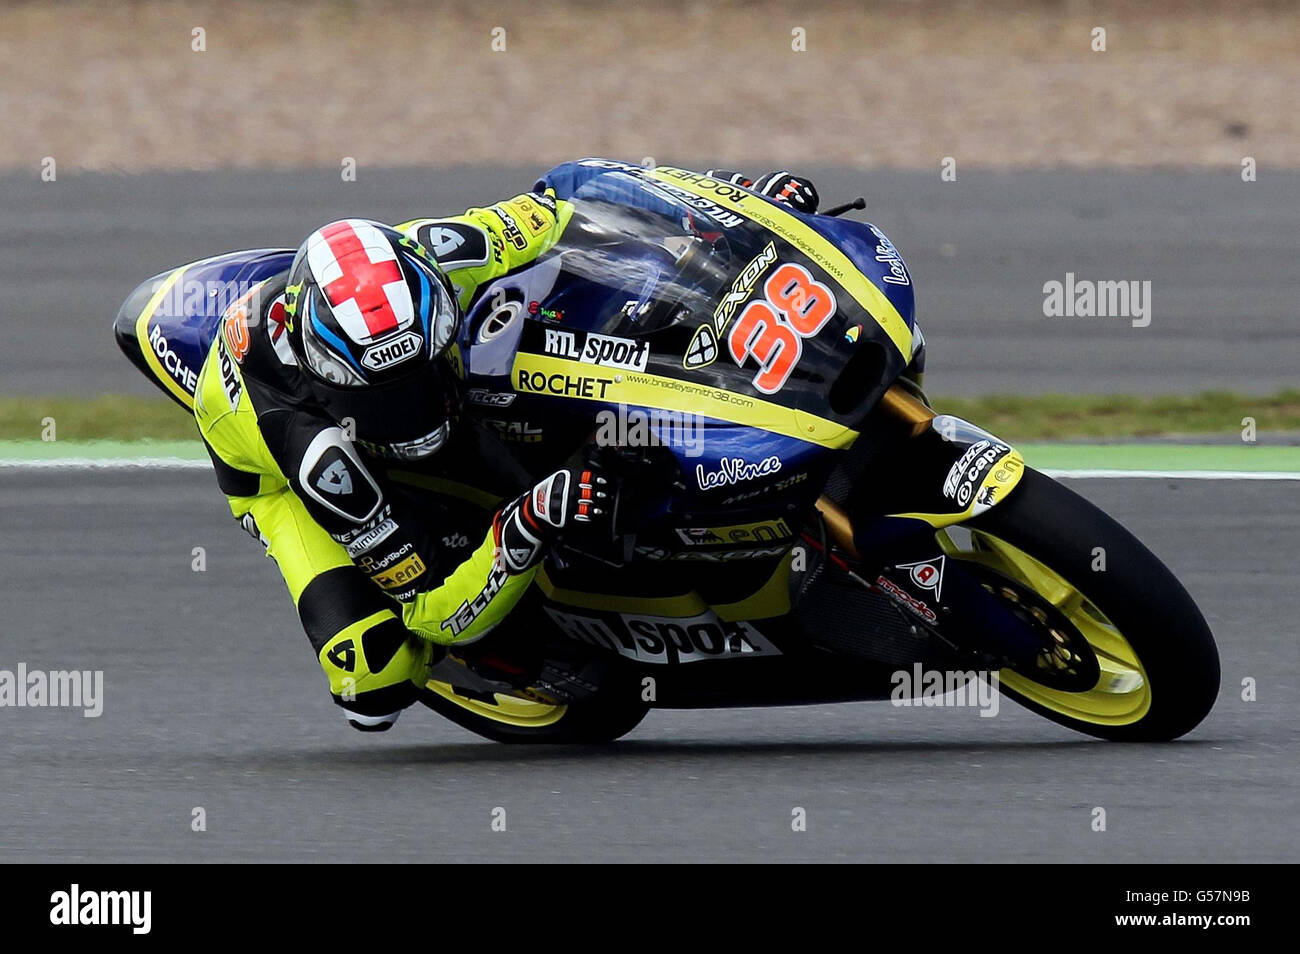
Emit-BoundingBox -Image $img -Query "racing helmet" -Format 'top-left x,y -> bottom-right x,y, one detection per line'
283,219 -> 461,460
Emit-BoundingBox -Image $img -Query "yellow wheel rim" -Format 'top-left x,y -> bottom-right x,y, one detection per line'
425,679 -> 569,728
938,529 -> 1152,726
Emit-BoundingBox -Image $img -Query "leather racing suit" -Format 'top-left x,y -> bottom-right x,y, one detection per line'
195,189 -> 564,729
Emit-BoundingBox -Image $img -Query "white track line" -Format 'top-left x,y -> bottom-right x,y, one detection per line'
0,457 -> 210,470
1041,468 -> 1300,481
1,459 -> 1297,480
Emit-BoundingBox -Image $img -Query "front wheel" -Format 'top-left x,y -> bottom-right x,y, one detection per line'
940,468 -> 1220,741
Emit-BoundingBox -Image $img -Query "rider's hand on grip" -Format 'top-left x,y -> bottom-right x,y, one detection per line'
493,465 -> 614,574
753,171 -> 820,214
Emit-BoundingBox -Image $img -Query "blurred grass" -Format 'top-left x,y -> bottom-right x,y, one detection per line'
930,389 -> 1300,441
2,395 -> 199,441
3,391 -> 1299,443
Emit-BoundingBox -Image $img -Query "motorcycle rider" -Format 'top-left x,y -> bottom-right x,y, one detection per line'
191,161 -> 819,731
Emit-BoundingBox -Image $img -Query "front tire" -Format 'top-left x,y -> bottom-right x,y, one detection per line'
945,468 -> 1220,741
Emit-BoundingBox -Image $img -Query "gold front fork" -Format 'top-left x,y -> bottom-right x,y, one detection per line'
814,384 -> 937,559
877,382 -> 936,436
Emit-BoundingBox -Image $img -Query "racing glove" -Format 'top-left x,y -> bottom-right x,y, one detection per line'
752,171 -> 820,214
705,169 -> 820,214
493,465 -> 614,574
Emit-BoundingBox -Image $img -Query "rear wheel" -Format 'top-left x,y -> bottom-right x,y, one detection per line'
939,468 -> 1219,741
419,680 -> 649,744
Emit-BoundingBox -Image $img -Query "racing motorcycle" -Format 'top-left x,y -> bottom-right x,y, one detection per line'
115,163 -> 1220,744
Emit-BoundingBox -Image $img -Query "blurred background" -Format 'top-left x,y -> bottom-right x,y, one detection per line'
4,0 -> 1298,170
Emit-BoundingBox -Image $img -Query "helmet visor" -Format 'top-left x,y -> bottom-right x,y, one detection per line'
309,357 -> 457,455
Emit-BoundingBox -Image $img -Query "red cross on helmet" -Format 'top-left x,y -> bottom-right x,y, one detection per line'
284,219 -> 461,460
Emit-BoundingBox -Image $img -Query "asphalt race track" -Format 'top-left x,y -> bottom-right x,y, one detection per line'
1,470 -> 1295,863
2,165 -> 1298,397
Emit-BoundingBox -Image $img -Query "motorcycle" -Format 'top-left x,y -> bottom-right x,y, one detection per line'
114,162 -> 1220,743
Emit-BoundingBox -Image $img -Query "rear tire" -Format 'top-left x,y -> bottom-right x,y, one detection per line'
959,468 -> 1220,741
419,683 -> 650,744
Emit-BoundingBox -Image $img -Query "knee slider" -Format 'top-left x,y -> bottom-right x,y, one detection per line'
318,619 -> 429,716
299,566 -> 432,730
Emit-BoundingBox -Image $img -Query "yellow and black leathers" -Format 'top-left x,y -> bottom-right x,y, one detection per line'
194,191 -> 566,728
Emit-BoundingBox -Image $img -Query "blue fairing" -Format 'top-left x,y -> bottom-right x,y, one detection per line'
115,248 -> 293,404
538,159 -> 916,333
804,215 -> 916,333
533,159 -> 621,200
451,159 -> 924,524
